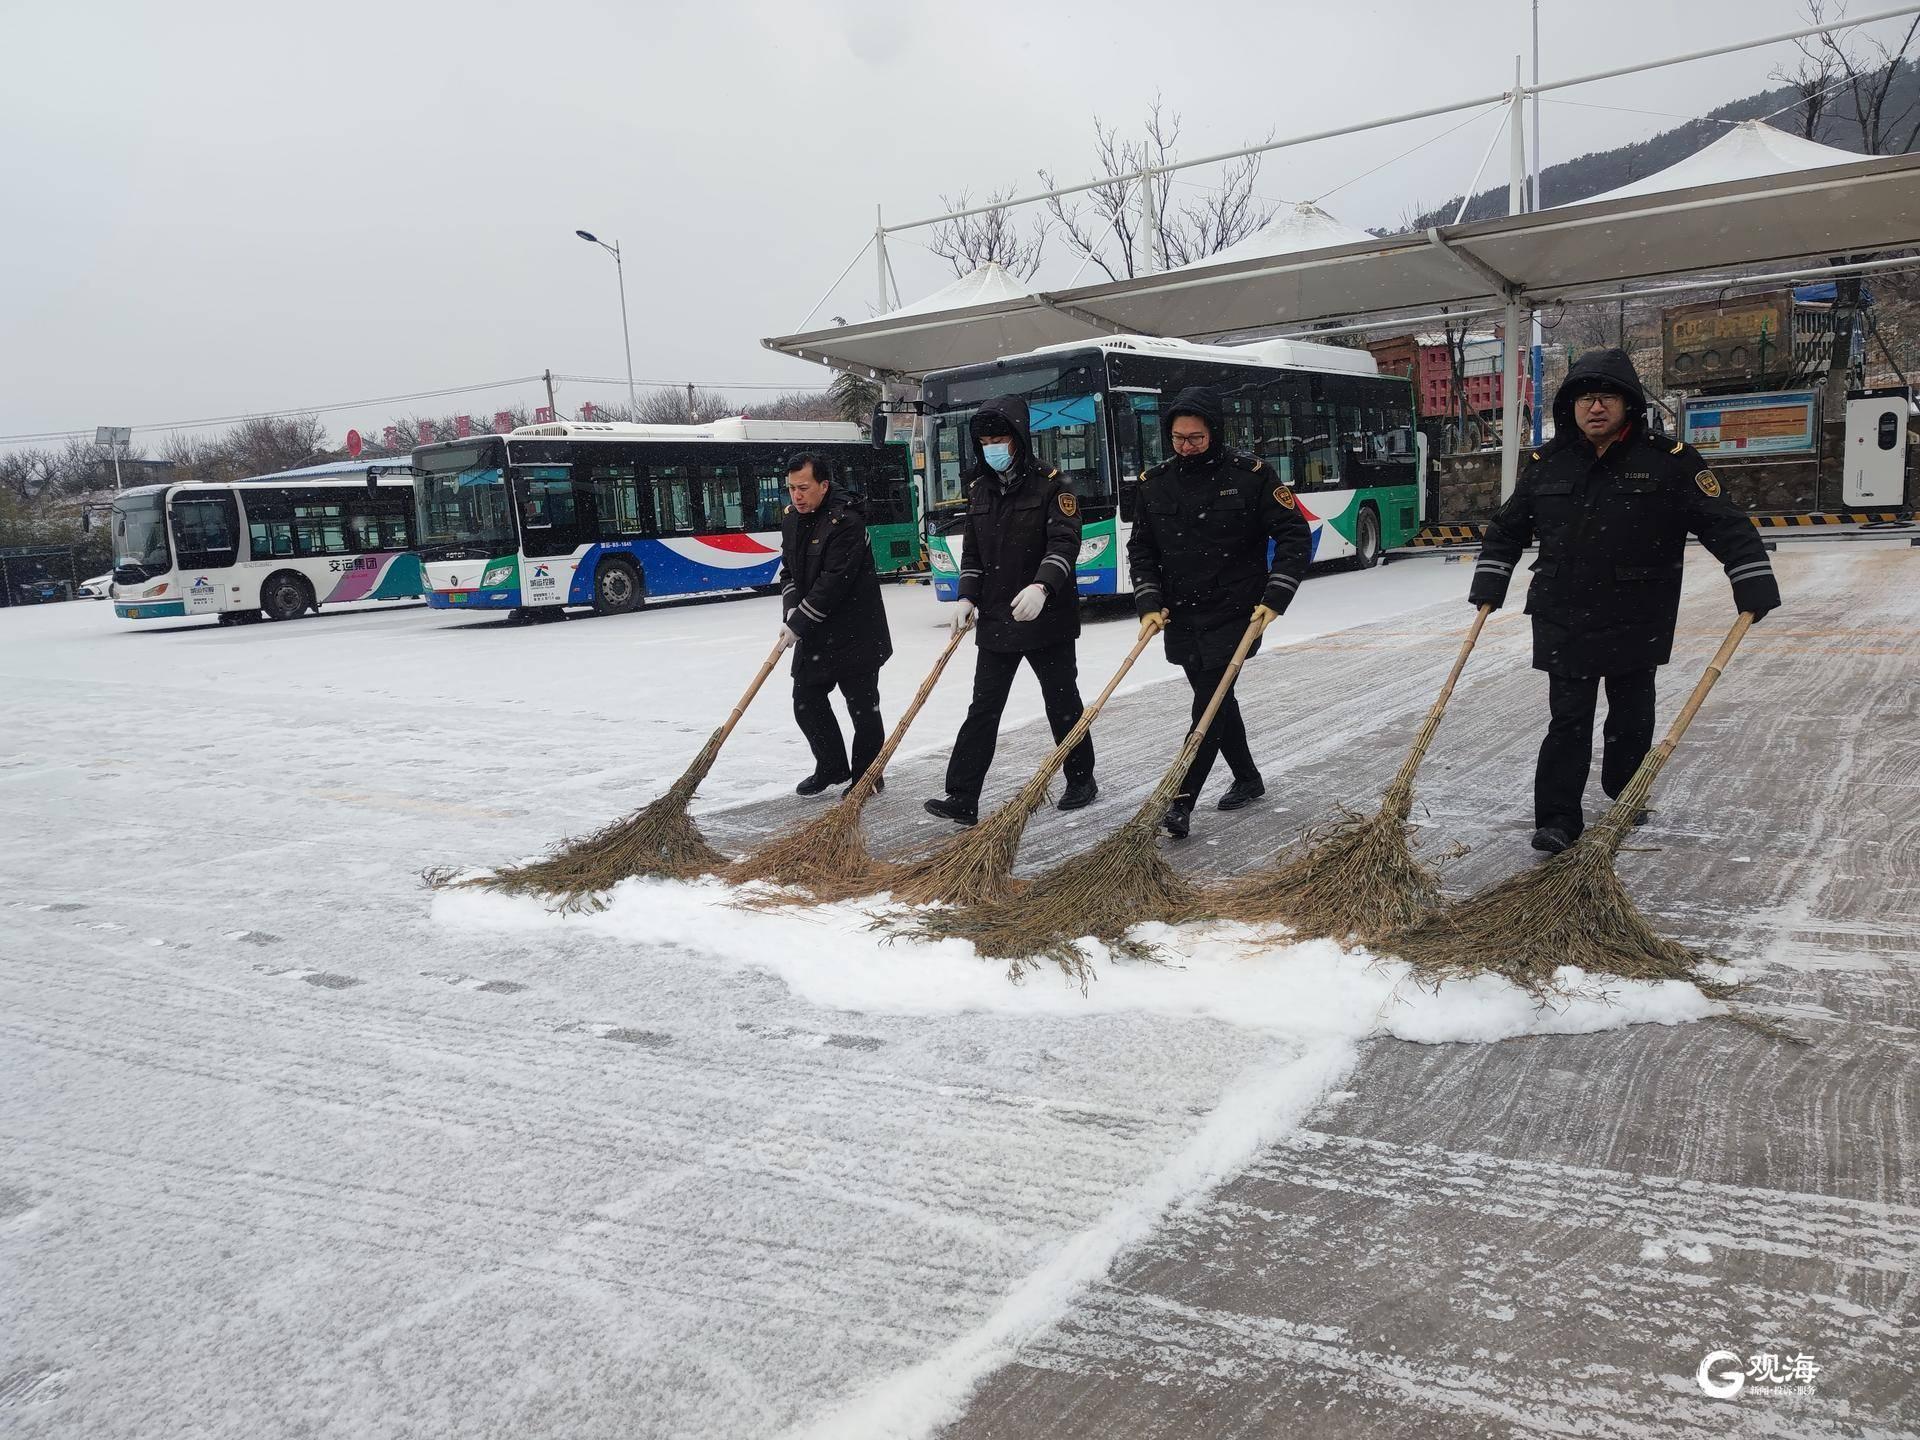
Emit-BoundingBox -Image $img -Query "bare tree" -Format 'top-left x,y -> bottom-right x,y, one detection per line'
1772,1 -> 1847,138
626,386 -> 735,426
1804,3 -> 1920,152
926,189 -> 1046,280
1041,98 -> 1279,281
741,388 -> 839,422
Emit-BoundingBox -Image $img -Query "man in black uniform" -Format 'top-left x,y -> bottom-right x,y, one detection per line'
777,452 -> 893,796
925,398 -> 1096,826
1470,348 -> 1780,853
1127,386 -> 1313,838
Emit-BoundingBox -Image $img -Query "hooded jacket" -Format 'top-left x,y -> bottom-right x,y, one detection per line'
956,396 -> 1083,652
1470,348 -> 1780,676
780,484 -> 893,684
1126,386 -> 1314,669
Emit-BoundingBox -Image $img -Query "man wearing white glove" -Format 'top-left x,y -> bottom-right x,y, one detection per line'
778,453 -> 893,796
951,598 -> 977,634
926,399 -> 1096,827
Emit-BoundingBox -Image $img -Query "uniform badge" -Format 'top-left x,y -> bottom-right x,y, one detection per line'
1057,492 -> 1078,517
1273,485 -> 1297,510
1694,470 -> 1721,498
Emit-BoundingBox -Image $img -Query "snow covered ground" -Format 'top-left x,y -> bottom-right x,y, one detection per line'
0,560 -> 1776,1438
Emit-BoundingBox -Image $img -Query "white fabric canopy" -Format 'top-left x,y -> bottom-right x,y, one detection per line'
1174,201 -> 1376,269
887,262 -> 1032,317
1574,120 -> 1868,205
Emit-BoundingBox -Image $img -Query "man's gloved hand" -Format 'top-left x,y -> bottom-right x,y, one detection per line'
1472,594 -> 1502,612
1137,608 -> 1170,639
776,624 -> 799,653
1010,584 -> 1048,623
951,598 -> 978,633
1743,599 -> 1776,624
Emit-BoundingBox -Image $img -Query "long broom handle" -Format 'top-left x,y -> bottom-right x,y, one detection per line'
1158,609 -> 1274,805
1592,611 -> 1756,847
712,637 -> 790,748
1014,619 -> 1163,809
845,621 -> 973,804
1390,603 -> 1493,793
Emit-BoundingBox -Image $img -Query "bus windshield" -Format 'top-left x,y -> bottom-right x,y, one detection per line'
925,361 -> 1108,516
113,490 -> 172,575
414,444 -> 514,555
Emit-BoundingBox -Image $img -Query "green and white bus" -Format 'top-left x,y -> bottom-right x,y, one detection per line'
914,335 -> 1423,601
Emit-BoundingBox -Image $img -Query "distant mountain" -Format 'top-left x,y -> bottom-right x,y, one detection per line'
1401,60 -> 1918,231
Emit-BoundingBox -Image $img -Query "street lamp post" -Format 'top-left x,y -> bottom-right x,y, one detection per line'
575,229 -> 637,418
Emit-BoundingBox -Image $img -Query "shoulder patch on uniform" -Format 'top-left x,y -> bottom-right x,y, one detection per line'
1671,440 -> 1686,454
1057,492 -> 1078,517
1272,484 -> 1297,510
1694,470 -> 1721,498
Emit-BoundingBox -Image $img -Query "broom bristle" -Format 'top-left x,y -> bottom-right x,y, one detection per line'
1212,778 -> 1442,944
914,808 -> 1204,985
1382,828 -> 1727,996
450,731 -> 729,909
880,791 -> 1046,909
723,792 -> 886,902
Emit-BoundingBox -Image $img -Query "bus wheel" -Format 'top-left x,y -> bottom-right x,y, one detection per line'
593,559 -> 642,616
261,572 -> 313,621
1350,506 -> 1382,571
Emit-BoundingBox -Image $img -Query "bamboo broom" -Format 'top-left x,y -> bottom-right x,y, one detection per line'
1214,604 -> 1493,944
876,613 -> 1166,910
726,621 -> 975,898
1386,612 -> 1757,993
918,608 -> 1276,984
455,635 -> 788,908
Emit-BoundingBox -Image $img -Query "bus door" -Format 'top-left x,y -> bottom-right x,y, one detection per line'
170,489 -> 239,613
514,464 -> 591,606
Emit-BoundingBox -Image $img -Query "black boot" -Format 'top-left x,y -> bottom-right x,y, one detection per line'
796,769 -> 850,797
1057,776 -> 1099,811
1530,825 -> 1573,855
1162,797 -> 1193,839
1216,776 -> 1266,811
923,795 -> 977,826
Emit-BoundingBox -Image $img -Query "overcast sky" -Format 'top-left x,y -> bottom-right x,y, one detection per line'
4,0 -> 1910,446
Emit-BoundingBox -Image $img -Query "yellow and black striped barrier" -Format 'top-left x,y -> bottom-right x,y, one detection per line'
1408,524 -> 1486,546
1748,512 -> 1910,528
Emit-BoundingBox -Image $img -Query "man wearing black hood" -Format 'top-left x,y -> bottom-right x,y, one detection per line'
1470,347 -> 1780,853
1127,386 -> 1313,838
925,397 -> 1094,826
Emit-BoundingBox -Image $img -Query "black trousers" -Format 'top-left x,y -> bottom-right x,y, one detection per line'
1535,668 -> 1657,836
793,670 -> 885,783
944,640 -> 1093,803
1178,661 -> 1260,802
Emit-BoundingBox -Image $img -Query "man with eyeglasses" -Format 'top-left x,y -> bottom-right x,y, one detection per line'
1127,385 -> 1312,839
1470,347 -> 1779,854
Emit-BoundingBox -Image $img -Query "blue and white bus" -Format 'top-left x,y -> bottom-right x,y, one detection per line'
410,419 -> 917,617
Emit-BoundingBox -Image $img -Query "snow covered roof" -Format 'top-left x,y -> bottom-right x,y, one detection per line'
1570,120 -> 1868,206
1171,202 -> 1375,270
888,262 -> 1033,318
242,457 -> 417,482
1009,333 -> 1378,376
511,418 -> 862,444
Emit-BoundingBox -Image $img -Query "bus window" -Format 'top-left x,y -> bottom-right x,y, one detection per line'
649,467 -> 694,534
346,490 -> 413,550
698,465 -> 745,531
172,492 -> 239,568
291,492 -> 351,556
521,471 -> 576,529
1256,398 -> 1297,485
1224,395 -> 1257,453
585,459 -> 647,538
242,491 -> 296,559
1298,401 -> 1339,487
746,463 -> 786,530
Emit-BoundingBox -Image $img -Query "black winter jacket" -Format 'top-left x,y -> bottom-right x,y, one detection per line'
780,487 -> 893,684
956,396 -> 1083,653
1470,348 -> 1781,677
1127,386 -> 1313,669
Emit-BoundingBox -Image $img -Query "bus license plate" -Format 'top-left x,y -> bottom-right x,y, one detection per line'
450,593 -> 467,604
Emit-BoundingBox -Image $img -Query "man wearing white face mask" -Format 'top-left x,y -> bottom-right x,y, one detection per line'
925,398 -> 1094,826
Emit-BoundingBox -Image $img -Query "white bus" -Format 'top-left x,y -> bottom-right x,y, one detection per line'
110,460 -> 425,624
409,419 -> 917,618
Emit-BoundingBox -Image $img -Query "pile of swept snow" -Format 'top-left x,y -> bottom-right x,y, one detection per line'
433,877 -> 1724,1044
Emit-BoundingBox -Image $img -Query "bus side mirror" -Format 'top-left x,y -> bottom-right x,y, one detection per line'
870,406 -> 889,448
366,467 -> 380,492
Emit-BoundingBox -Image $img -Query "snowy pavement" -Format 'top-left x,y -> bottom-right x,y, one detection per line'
3,543 -> 1916,1438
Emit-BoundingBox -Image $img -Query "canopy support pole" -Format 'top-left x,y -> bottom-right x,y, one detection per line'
1502,60 -> 1527,500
